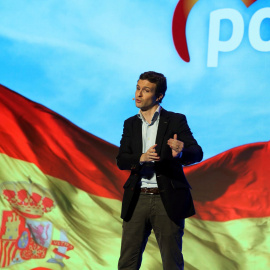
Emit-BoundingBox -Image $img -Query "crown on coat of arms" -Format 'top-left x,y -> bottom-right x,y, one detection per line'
1,179 -> 55,219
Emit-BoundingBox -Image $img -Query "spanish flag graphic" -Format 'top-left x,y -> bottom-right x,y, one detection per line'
0,84 -> 269,269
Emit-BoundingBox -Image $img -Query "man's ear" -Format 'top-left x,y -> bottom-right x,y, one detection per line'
156,94 -> 163,102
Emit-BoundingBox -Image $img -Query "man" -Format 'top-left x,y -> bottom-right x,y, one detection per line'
117,71 -> 203,270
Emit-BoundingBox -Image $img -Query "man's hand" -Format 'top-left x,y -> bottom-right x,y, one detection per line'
167,134 -> 184,158
140,144 -> 160,163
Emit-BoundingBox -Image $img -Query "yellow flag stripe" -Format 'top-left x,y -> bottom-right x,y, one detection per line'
1,154 -> 269,270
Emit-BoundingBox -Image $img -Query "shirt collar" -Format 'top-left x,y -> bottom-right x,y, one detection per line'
137,105 -> 162,125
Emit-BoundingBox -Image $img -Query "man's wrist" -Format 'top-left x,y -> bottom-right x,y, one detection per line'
140,153 -> 145,163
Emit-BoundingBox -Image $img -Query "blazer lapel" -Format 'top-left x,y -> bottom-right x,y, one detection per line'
155,109 -> 169,155
133,116 -> 142,152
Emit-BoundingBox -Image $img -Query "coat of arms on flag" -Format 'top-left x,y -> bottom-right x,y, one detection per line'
0,180 -> 74,268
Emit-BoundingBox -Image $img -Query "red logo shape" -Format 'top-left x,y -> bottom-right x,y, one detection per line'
172,0 -> 258,62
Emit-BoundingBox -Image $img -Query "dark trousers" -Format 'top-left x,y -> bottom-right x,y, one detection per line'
118,193 -> 185,270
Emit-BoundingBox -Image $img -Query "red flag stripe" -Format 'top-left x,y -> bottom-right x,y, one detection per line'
1,84 -> 269,222
0,84 -> 128,200
186,141 -> 270,221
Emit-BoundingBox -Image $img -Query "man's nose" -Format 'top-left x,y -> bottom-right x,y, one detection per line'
138,90 -> 143,96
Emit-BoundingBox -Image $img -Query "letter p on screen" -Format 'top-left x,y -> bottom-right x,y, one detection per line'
207,9 -> 244,67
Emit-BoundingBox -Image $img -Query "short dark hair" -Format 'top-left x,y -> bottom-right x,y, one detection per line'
139,71 -> 167,103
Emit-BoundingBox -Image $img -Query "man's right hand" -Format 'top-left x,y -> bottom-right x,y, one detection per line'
140,144 -> 160,163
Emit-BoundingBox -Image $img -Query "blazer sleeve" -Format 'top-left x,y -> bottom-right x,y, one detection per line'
116,119 -> 142,172
177,115 -> 203,166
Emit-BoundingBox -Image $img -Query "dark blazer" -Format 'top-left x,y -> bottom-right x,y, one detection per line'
116,109 -> 203,224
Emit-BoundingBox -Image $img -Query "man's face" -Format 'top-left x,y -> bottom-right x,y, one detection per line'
135,79 -> 160,111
